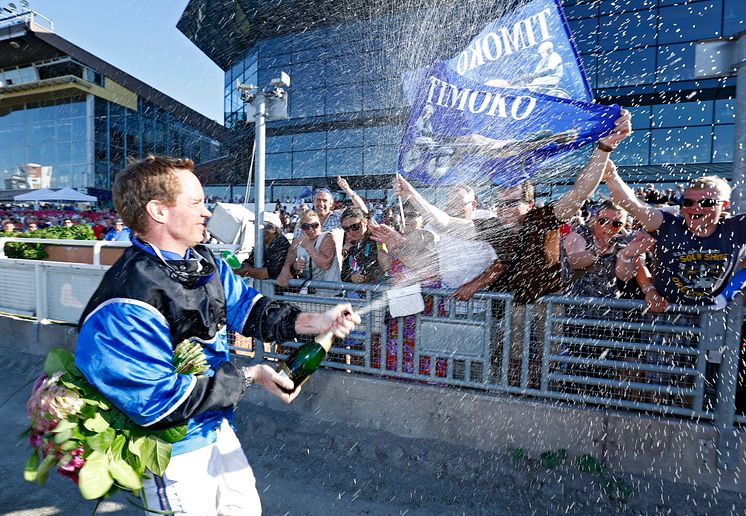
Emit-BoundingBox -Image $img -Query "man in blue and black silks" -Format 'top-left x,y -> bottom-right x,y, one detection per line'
74,156 -> 360,514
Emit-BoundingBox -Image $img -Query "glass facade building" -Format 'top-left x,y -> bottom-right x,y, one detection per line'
0,15 -> 224,193
179,0 -> 744,199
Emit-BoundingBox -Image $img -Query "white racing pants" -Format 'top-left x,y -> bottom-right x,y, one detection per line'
142,419 -> 261,515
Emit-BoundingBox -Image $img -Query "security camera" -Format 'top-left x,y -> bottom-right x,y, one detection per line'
270,71 -> 290,88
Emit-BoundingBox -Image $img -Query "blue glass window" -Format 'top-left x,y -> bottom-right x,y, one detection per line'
712,124 -> 733,162
327,147 -> 363,176
293,132 -> 326,151
650,127 -> 712,164
293,150 -> 326,178
290,89 -> 325,118
658,2 -> 721,45
613,130 -> 650,166
598,10 -> 657,51
724,0 -> 745,36
652,101 -> 712,128
327,84 -> 362,114
714,99 -> 735,124
267,135 -> 293,153
266,153 -> 292,179
326,55 -> 363,85
568,18 -> 598,55
629,105 -> 652,130
327,128 -> 364,149
656,43 -> 696,82
597,47 -> 655,87
363,145 -> 399,175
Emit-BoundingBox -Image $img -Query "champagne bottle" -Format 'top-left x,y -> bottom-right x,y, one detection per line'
277,331 -> 334,393
221,250 -> 242,269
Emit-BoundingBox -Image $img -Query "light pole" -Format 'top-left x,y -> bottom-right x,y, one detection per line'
236,72 -> 290,268
695,30 -> 746,213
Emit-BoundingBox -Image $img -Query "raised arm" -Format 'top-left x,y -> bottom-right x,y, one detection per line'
562,230 -> 598,270
554,109 -> 632,221
394,174 -> 475,234
337,176 -> 368,214
604,161 -> 663,232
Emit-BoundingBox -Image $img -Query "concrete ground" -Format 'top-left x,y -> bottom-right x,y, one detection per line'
2,351 -> 745,515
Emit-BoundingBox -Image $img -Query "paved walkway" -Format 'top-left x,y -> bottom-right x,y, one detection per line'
2,352 -> 744,515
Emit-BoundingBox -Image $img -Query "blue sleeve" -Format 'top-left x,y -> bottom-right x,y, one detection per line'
217,257 -> 301,342
75,302 -> 195,427
217,257 -> 263,333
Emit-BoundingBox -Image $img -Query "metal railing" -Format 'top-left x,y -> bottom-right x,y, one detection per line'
0,252 -> 743,467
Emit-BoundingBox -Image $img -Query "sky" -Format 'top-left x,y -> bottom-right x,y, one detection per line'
26,0 -> 224,124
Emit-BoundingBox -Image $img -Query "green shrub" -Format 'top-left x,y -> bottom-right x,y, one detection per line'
2,225 -> 96,260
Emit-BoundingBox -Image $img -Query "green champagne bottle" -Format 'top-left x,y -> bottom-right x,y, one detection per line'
277,331 -> 334,393
221,250 -> 242,269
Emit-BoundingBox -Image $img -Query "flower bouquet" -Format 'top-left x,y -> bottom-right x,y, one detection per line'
24,340 -> 208,502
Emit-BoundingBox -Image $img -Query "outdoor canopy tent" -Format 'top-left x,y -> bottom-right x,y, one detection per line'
12,188 -> 56,201
13,187 -> 97,203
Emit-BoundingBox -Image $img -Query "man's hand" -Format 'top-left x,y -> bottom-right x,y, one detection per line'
336,176 -> 352,195
393,174 -> 416,200
599,109 -> 632,148
277,269 -> 292,287
247,364 -> 301,404
624,231 -> 656,259
369,220 -> 406,249
453,281 -> 480,301
321,304 -> 361,338
644,288 -> 669,313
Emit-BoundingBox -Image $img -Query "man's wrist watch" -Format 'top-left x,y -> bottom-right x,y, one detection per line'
240,366 -> 255,390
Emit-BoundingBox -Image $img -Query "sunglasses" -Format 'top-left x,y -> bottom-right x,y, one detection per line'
681,198 -> 721,208
300,222 -> 320,230
342,222 -> 363,232
597,217 -> 625,229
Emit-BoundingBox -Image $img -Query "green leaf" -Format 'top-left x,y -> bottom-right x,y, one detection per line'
78,450 -> 114,500
109,458 -> 142,491
145,436 -> 172,476
137,436 -> 156,473
151,424 -> 187,444
127,434 -> 143,459
576,454 -> 603,475
83,412 -> 110,433
44,348 -> 75,376
86,427 -> 116,452
51,419 -> 78,434
24,453 -> 39,482
110,434 -> 126,457
53,428 -> 74,444
540,449 -> 567,470
58,439 -> 80,452
509,448 -> 525,462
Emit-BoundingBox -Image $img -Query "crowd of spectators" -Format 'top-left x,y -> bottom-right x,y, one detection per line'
0,206 -> 133,240
231,109 -> 746,408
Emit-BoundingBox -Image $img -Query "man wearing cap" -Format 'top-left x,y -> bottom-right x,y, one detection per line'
104,218 -> 132,241
238,212 -> 290,280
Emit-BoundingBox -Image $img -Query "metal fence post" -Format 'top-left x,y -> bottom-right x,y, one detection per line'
715,293 -> 744,470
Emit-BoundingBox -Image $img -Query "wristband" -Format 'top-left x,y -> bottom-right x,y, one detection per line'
642,285 -> 656,294
240,366 -> 255,390
618,254 -> 633,264
597,141 -> 615,153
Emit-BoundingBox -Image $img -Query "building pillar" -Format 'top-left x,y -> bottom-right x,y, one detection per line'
732,33 -> 746,214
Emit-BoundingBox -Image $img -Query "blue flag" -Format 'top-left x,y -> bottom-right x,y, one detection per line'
398,61 -> 619,187
399,0 -> 616,186
449,0 -> 593,102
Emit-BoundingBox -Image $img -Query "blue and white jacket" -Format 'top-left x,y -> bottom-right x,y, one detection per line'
75,240 -> 300,455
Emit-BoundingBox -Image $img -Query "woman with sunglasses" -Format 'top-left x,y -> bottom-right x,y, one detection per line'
560,200 -> 633,298
340,207 -> 388,285
277,211 -> 341,292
